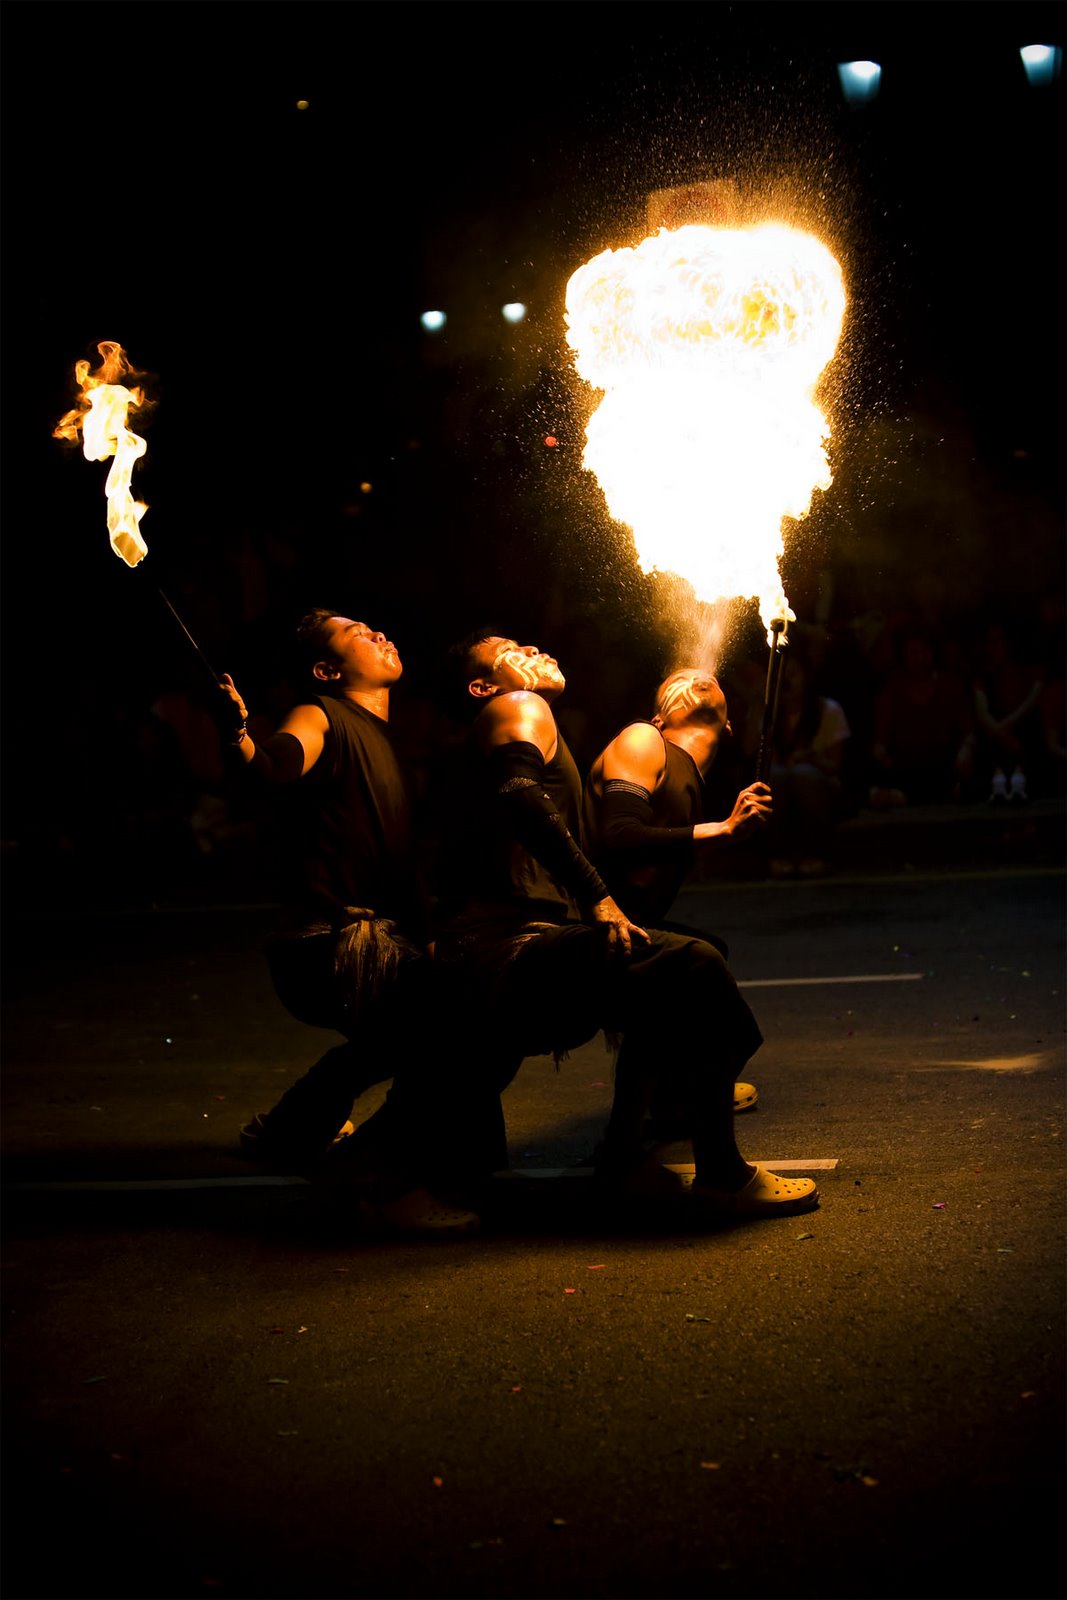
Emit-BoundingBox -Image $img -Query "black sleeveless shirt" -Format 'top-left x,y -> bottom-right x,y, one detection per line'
583,726 -> 702,926
276,694 -> 423,936
435,721 -> 586,931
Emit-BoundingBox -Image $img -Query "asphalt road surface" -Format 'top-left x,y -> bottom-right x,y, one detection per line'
2,863 -> 1064,1600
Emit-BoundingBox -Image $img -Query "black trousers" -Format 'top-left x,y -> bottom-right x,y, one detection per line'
258,919 -> 762,1186
433,916 -> 763,1172
258,927 -> 512,1186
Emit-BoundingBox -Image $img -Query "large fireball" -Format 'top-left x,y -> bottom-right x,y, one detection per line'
565,222 -> 846,635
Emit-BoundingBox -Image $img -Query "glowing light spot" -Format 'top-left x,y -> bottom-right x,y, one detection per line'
544,435 -> 558,447
296,99 -> 310,111
359,482 -> 372,494
1020,44 -> 1061,87
420,309 -> 446,332
837,60 -> 882,105
502,302 -> 527,323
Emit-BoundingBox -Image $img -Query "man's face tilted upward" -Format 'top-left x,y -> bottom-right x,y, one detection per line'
470,636 -> 566,702
315,617 -> 403,691
654,669 -> 730,740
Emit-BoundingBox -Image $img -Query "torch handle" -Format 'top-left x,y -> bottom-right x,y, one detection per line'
155,586 -> 224,692
756,628 -> 787,784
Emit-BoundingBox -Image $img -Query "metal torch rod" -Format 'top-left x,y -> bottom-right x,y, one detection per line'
155,585 -> 225,691
756,620 -> 788,784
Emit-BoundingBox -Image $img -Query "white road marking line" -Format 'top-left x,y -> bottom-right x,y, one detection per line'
665,1159 -> 839,1173
5,1175 -> 313,1192
7,1160 -> 840,1194
496,1159 -> 838,1180
738,973 -> 923,988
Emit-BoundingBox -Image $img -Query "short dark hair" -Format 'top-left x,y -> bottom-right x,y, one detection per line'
293,608 -> 344,678
442,625 -> 501,720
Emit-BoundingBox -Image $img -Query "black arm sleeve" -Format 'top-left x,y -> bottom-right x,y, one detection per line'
489,741 -> 609,909
240,730 -> 307,785
599,779 -> 695,864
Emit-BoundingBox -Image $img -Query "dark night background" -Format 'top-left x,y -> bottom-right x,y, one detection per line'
2,0 -> 1064,900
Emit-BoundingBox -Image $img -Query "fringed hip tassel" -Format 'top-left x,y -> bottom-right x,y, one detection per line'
333,911 -> 421,1011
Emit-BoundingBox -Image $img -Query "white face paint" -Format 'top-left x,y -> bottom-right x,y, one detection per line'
491,644 -> 565,693
655,671 -> 723,723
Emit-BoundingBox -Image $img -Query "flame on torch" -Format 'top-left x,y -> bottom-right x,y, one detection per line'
53,340 -> 149,567
564,222 -> 846,642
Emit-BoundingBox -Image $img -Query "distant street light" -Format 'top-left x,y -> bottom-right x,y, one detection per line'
837,59 -> 882,107
420,310 -> 447,332
1019,44 -> 1062,87
502,302 -> 527,324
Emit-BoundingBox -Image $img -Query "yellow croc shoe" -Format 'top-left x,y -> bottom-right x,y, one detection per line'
690,1165 -> 819,1219
733,1082 -> 759,1113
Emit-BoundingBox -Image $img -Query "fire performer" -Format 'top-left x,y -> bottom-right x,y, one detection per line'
433,630 -> 818,1220
582,666 -> 772,1118
217,608 -> 479,1236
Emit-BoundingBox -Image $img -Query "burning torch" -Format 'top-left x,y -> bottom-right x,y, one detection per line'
52,341 -> 234,710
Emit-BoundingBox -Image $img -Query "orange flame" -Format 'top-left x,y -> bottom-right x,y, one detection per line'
565,223 -> 846,638
54,341 -> 149,567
